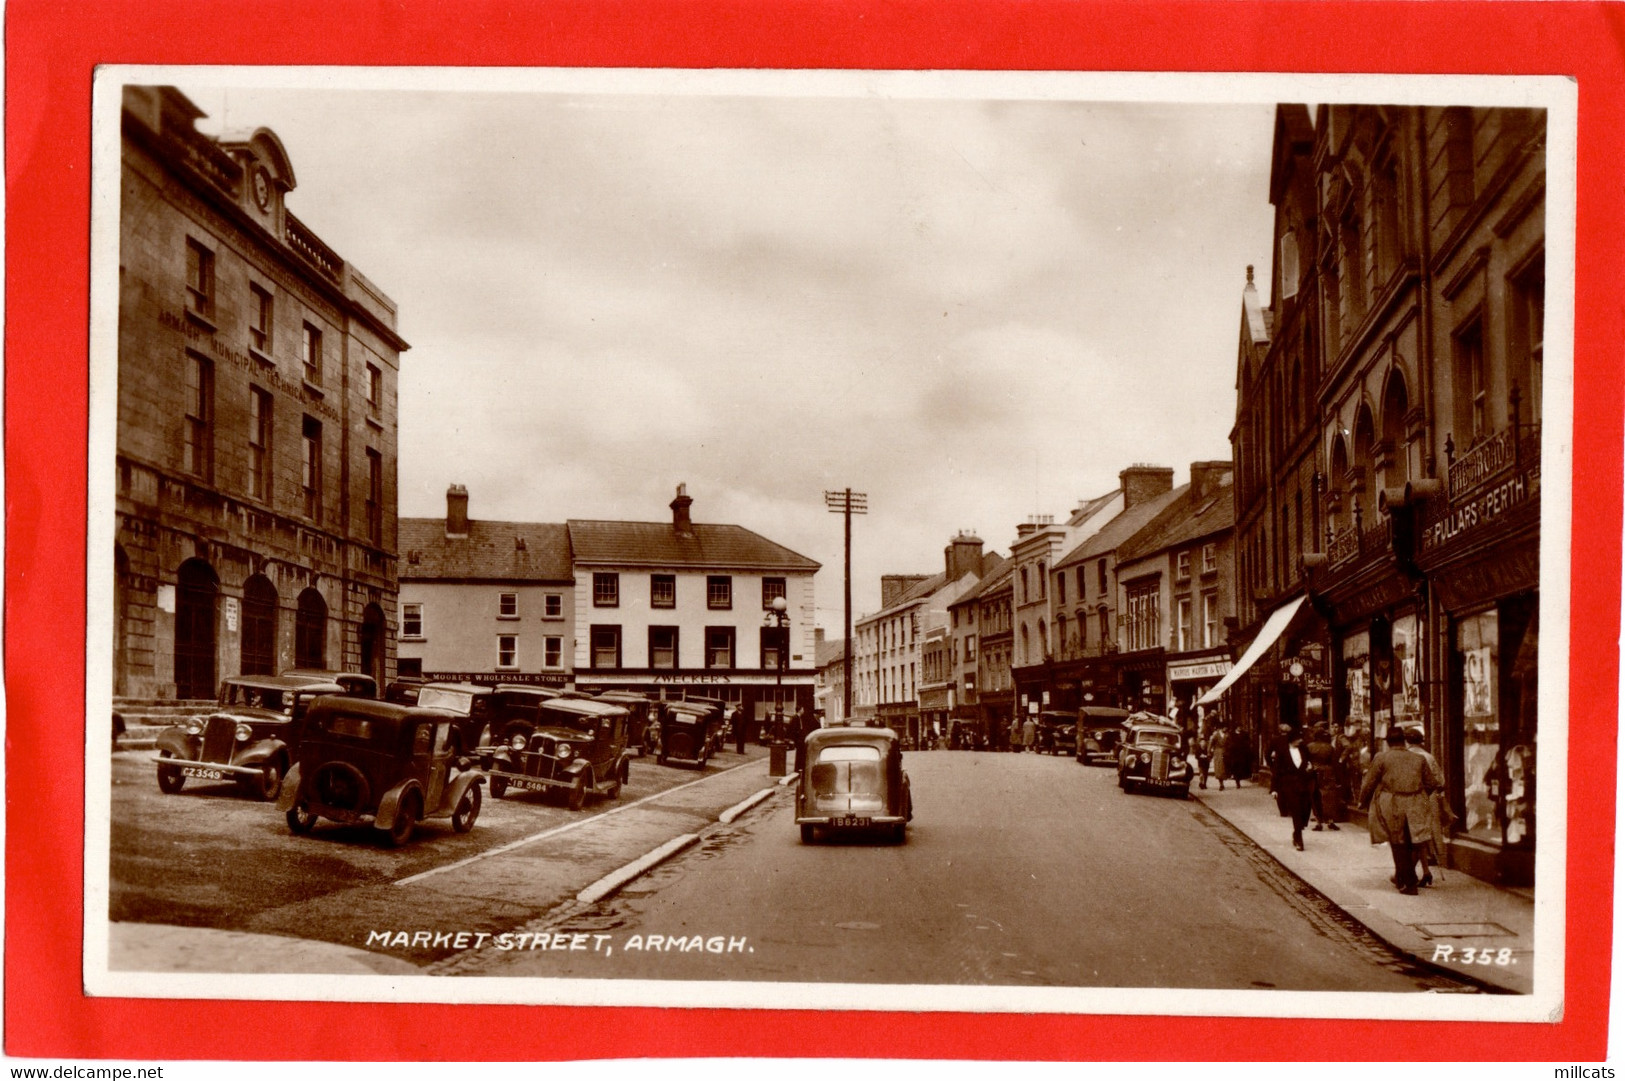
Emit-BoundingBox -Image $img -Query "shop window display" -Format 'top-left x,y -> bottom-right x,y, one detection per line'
1341,630 -> 1372,756
1457,610 -> 1500,844
1389,614 -> 1422,730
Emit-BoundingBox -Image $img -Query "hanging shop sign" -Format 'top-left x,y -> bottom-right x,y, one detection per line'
1421,471 -> 1538,554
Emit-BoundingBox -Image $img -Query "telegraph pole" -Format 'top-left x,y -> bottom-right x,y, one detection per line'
824,488 -> 867,722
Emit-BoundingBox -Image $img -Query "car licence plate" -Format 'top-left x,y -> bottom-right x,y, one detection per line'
831,816 -> 871,828
181,766 -> 224,780
508,776 -> 551,791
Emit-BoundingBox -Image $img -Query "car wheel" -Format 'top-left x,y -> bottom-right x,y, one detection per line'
286,800 -> 317,835
156,751 -> 185,794
451,784 -> 482,833
384,792 -> 421,847
892,823 -> 907,844
606,760 -> 626,800
254,759 -> 284,802
656,753 -> 668,767
800,824 -> 817,844
1178,785 -> 1191,800
489,776 -> 508,799
566,772 -> 588,811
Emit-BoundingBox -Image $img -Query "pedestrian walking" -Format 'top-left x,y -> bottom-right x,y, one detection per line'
733,706 -> 747,755
1359,726 -> 1442,895
1008,716 -> 1022,753
1404,726 -> 1452,887
1267,722 -> 1316,850
1305,725 -> 1342,830
1208,725 -> 1230,789
1021,715 -> 1037,753
1225,728 -> 1251,787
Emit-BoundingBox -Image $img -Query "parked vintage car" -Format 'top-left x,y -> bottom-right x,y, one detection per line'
280,669 -> 380,699
153,672 -> 367,799
410,682 -> 504,757
277,697 -> 484,845
1035,711 -> 1077,755
592,691 -> 656,756
480,685 -> 563,746
383,676 -> 428,705
1116,716 -> 1193,797
655,699 -> 725,768
796,726 -> 912,843
1075,706 -> 1133,765
482,697 -> 632,809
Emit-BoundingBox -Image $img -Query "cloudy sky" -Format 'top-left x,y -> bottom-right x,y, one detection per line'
175,72 -> 1280,631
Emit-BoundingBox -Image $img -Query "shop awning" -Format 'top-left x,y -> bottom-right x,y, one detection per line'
1196,595 -> 1308,706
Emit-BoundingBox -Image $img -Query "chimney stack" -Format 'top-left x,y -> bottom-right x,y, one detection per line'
945,531 -> 985,582
670,482 -> 694,537
880,574 -> 930,608
1188,460 -> 1234,501
1120,464 -> 1175,509
446,484 -> 469,537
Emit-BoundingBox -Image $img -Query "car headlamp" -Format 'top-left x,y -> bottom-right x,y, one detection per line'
509,733 -> 527,751
185,721 -> 204,736
234,722 -> 254,742
1139,751 -> 1151,764
556,743 -> 573,760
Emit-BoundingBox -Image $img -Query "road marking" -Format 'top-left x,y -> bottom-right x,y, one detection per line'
394,757 -> 766,886
719,787 -> 777,824
576,833 -> 702,904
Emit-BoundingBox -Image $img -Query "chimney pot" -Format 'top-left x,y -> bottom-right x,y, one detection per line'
670,483 -> 694,537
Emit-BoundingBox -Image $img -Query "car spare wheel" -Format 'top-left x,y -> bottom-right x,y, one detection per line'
313,761 -> 369,813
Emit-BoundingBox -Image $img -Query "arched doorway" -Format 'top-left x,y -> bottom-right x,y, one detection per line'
114,546 -> 131,697
241,575 -> 279,675
359,602 -> 386,688
175,558 -> 219,700
295,588 -> 328,670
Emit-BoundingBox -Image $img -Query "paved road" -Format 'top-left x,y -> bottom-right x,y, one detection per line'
450,750 -> 1477,991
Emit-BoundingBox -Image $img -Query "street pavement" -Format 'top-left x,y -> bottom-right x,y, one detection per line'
1190,779 -> 1535,994
106,747 -> 1537,995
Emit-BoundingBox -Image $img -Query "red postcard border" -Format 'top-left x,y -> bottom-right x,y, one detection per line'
6,0 -> 1620,1062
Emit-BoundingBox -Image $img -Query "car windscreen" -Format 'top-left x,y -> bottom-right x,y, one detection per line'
1133,730 -> 1180,749
417,688 -> 475,715
809,745 -> 883,797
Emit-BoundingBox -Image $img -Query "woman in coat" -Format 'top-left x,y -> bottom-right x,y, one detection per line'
1359,727 -> 1442,895
1305,725 -> 1342,830
1404,726 -> 1452,886
1207,726 -> 1231,790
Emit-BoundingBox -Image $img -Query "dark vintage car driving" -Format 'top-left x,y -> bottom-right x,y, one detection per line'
796,725 -> 912,844
153,672 -> 371,800
1116,716 -> 1193,797
1035,711 -> 1077,755
1075,705 -> 1133,765
654,699 -> 725,768
277,697 -> 484,845
592,691 -> 656,755
482,697 -> 632,809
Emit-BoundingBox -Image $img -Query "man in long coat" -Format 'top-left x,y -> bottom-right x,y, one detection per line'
1359,726 -> 1442,895
1267,722 -> 1316,851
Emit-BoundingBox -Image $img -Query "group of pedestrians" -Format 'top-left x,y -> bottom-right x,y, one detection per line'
1259,720 -> 1451,895
1196,723 -> 1251,790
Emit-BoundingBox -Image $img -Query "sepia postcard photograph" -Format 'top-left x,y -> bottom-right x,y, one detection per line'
84,65 -> 1572,1025
6,0 -> 1622,1066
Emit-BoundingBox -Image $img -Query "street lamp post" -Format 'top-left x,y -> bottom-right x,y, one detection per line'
766,595 -> 790,776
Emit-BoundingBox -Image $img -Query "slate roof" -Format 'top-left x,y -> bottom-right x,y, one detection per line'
566,520 -> 820,572
1067,490 -> 1121,527
399,519 -> 573,582
1053,485 -> 1189,571
815,637 -> 846,667
1116,479 -> 1236,564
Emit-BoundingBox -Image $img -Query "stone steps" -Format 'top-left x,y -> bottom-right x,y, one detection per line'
112,699 -> 216,752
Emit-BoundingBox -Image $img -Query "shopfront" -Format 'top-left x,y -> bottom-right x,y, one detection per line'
1116,650 -> 1167,715
1417,444 -> 1540,886
1165,653 -> 1231,732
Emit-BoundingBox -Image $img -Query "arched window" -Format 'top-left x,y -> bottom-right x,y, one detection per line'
1038,620 -> 1049,660
1020,624 -> 1031,666
241,574 -> 279,675
1353,405 -> 1377,522
295,588 -> 327,670
1382,372 -> 1411,490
